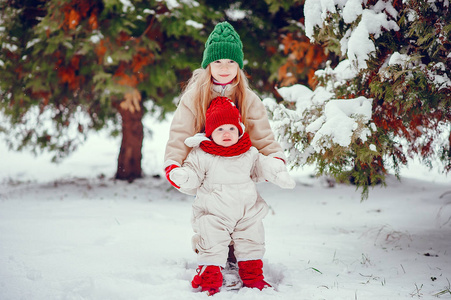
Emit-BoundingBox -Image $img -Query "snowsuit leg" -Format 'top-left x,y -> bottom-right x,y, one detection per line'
194,213 -> 232,267
191,179 -> 268,267
232,194 -> 269,261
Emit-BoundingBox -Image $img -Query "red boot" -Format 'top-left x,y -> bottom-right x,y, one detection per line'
192,265 -> 223,296
238,260 -> 271,290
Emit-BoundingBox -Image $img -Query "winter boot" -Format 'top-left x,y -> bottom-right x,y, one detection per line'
238,260 -> 271,290
192,265 -> 223,296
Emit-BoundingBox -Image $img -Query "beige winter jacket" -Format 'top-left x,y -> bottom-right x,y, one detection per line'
163,85 -> 285,169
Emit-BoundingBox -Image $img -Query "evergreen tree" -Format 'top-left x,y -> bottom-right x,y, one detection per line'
0,0 -> 320,181
267,0 -> 451,198
0,0 -> 214,180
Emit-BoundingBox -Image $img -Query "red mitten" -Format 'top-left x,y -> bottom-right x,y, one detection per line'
165,165 -> 180,188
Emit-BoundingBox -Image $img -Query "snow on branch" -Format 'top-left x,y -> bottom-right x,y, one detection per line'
264,80 -> 375,168
305,0 -> 399,70
307,96 -> 373,151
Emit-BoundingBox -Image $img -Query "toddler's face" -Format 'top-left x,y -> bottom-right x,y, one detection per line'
210,59 -> 238,84
211,124 -> 239,147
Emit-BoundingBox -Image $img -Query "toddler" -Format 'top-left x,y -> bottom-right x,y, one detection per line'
168,96 -> 295,295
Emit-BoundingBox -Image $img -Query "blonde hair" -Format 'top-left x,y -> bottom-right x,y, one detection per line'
182,65 -> 250,133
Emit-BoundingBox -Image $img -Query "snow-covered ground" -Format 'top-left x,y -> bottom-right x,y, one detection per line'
1,116 -> 450,299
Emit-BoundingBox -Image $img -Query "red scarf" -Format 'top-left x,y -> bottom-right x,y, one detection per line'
200,132 -> 252,157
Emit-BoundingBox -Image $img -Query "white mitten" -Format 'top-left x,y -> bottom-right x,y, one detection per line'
169,168 -> 189,186
261,157 -> 286,179
274,171 -> 296,189
169,167 -> 199,190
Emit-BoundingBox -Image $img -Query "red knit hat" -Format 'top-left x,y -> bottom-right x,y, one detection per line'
205,96 -> 244,137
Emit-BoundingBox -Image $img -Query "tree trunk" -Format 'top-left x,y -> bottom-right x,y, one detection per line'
116,105 -> 144,182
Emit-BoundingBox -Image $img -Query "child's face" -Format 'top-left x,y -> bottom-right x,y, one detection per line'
210,59 -> 238,84
211,124 -> 239,147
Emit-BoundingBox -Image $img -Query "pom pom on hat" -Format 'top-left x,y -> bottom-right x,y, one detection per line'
202,22 -> 244,69
205,97 -> 244,137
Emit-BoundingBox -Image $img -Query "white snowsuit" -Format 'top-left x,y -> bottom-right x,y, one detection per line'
169,137 -> 295,267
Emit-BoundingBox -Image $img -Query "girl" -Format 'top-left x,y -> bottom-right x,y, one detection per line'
168,96 -> 295,295
164,21 -> 285,176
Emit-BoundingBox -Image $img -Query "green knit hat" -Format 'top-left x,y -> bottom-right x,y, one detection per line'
201,21 -> 244,69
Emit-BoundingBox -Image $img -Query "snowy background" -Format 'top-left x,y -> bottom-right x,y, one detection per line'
1,114 -> 450,300
1,0 -> 450,298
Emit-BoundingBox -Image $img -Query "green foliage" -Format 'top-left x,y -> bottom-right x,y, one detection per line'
264,0 -> 303,14
0,0 -> 213,160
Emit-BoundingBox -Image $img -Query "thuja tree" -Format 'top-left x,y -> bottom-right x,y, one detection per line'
267,0 -> 451,198
0,0 -> 213,181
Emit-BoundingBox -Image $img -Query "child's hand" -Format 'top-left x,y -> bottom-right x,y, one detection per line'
261,157 -> 296,189
169,168 -> 189,186
169,167 -> 199,190
262,157 -> 286,174
273,171 -> 296,189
